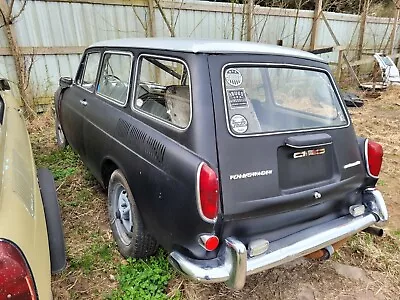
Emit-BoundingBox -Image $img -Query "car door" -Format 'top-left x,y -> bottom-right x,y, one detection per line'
82,50 -> 134,181
61,51 -> 101,157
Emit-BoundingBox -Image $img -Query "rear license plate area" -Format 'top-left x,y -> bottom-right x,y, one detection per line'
278,145 -> 334,190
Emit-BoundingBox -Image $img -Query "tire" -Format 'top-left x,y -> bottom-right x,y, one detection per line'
108,169 -> 158,258
55,116 -> 68,149
37,168 -> 66,274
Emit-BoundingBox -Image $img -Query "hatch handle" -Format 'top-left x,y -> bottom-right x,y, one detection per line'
285,133 -> 332,149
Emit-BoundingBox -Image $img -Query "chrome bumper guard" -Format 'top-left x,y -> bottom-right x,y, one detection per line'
169,189 -> 388,290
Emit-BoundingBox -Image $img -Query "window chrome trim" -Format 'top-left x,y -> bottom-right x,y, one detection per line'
76,51 -> 102,94
95,50 -> 134,107
221,63 -> 351,138
131,53 -> 193,131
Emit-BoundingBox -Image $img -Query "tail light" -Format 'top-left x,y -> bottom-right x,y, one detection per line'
196,163 -> 219,222
199,234 -> 220,251
0,240 -> 37,300
365,139 -> 383,178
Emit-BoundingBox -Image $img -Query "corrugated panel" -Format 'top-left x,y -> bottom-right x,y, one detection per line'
1,0 -> 399,102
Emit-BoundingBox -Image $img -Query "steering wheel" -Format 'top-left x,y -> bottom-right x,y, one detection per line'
104,74 -> 122,84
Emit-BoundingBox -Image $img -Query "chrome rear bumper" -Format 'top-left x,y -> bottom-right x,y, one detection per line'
169,189 -> 388,289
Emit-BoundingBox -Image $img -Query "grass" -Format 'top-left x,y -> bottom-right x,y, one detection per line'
109,250 -> 180,300
28,111 -> 180,299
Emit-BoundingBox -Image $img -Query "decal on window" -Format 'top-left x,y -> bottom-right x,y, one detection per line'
225,68 -> 243,86
136,98 -> 144,108
227,88 -> 249,109
230,114 -> 248,134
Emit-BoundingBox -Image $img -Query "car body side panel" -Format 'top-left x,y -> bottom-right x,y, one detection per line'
0,91 -> 52,298
76,50 -> 220,258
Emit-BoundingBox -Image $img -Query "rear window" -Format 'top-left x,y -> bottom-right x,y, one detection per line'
223,65 -> 348,136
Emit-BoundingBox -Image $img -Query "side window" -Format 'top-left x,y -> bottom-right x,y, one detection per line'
97,52 -> 133,105
80,52 -> 101,92
133,56 -> 191,129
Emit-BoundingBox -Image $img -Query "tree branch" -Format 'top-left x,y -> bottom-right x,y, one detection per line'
154,0 -> 175,37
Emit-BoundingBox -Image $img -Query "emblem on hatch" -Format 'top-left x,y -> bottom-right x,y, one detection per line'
229,170 -> 273,180
293,148 -> 326,159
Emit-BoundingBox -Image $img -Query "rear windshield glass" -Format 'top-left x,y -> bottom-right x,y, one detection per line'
223,66 -> 348,136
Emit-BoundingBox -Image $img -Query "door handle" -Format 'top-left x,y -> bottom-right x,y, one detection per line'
80,99 -> 88,106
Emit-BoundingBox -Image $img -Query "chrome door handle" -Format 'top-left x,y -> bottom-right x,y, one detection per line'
80,99 -> 87,106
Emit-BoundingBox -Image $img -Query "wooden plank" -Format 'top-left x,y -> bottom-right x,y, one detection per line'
0,46 -> 86,55
147,0 -> 155,37
389,9 -> 399,55
357,0 -> 368,62
309,46 -> 334,55
30,0 -> 396,24
245,0 -> 254,41
336,49 -> 343,81
310,0 -> 322,50
29,0 -> 316,19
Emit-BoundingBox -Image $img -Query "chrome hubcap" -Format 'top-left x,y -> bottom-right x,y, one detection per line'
117,189 -> 132,232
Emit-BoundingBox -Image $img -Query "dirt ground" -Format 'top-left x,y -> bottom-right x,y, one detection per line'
28,87 -> 400,299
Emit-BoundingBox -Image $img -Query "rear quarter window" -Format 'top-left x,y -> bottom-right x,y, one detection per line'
132,55 -> 191,129
223,65 -> 348,136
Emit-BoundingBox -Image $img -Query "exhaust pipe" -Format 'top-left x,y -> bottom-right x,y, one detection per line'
363,226 -> 384,237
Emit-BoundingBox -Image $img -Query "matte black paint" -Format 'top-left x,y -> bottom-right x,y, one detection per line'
55,46 -> 372,260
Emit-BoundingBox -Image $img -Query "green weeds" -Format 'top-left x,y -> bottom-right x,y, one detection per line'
35,146 -> 80,181
110,250 -> 180,300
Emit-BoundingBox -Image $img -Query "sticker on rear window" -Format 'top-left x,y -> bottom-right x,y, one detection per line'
225,68 -> 243,86
227,88 -> 248,109
230,114 -> 248,133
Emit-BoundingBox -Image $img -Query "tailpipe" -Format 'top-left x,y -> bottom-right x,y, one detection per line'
363,226 -> 384,237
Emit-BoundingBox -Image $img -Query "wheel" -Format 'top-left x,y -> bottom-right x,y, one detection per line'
108,169 -> 158,258
55,116 -> 68,149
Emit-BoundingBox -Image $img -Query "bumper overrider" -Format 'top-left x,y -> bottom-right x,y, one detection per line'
168,189 -> 388,289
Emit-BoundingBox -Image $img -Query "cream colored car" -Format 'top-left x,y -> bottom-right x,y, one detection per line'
0,79 -> 65,299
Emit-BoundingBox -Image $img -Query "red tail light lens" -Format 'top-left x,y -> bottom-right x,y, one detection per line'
197,163 -> 219,222
199,235 -> 220,251
0,240 -> 37,300
366,139 -> 383,178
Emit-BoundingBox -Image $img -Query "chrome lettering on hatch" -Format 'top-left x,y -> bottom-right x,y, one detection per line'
293,148 -> 326,159
229,170 -> 273,180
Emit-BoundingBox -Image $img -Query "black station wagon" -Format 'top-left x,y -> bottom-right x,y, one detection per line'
55,38 -> 388,289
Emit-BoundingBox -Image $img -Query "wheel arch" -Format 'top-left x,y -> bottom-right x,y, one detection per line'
101,157 -> 124,189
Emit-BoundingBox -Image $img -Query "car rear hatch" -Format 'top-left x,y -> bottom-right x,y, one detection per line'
208,55 -> 365,240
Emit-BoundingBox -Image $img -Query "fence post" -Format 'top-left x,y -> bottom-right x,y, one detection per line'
310,0 -> 322,50
389,9 -> 399,55
357,0 -> 368,64
245,0 -> 254,41
336,49 -> 343,82
147,0 -> 156,37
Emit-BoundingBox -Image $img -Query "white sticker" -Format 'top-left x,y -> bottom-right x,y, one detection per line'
230,114 -> 248,134
226,69 -> 243,86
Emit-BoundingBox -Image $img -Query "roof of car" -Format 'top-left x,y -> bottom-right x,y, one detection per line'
90,38 -> 324,62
